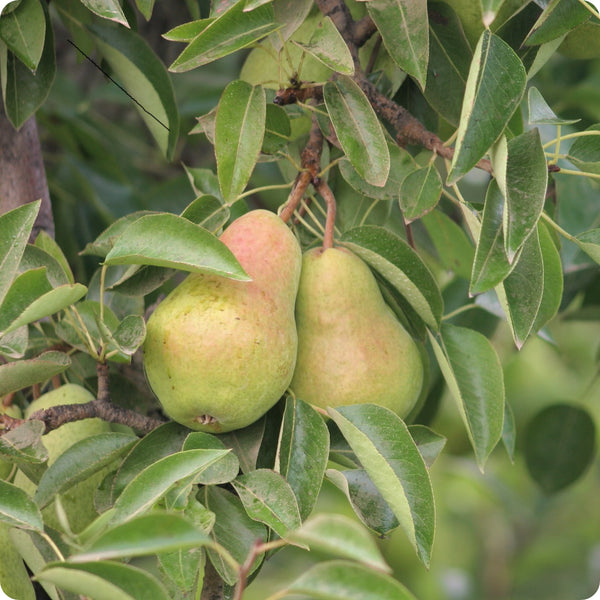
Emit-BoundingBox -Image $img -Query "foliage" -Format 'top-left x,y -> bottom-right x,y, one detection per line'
1,0 -> 600,599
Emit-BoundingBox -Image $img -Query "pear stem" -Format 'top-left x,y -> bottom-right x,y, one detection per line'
316,179 -> 337,250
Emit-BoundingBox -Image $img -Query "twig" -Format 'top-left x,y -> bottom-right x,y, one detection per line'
315,179 -> 337,250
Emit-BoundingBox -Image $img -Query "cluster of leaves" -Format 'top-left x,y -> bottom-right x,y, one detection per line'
1,0 -> 600,598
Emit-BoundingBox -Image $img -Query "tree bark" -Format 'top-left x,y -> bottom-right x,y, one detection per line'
0,99 -> 54,240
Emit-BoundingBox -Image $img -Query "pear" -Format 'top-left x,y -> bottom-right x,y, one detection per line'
290,246 -> 423,418
14,384 -> 112,533
143,209 -> 302,433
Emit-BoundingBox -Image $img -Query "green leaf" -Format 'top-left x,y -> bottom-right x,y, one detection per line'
0,522 -> 36,600
0,351 -> 70,396
111,315 -> 146,356
504,128 -> 548,260
502,401 -> 517,463
280,560 -> 417,600
291,16 -> 353,74
34,433 -> 138,509
328,404 -> 435,567
34,230 -> 74,284
71,514 -> 212,562
424,1 -> 472,126
324,75 -> 390,187
87,21 -> 179,159
111,449 -> 230,524
219,418 -> 265,474
169,2 -> 278,72
232,469 -> 301,538
287,514 -> 390,571
470,179 -> 512,295
429,324 -> 505,469
0,479 -> 43,531
0,199 -> 40,309
527,86 -> 580,125
409,424 -> 447,468
366,0 -> 429,89
134,0 -> 154,20
36,561 -> 170,600
0,325 -> 28,358
103,213 -> 250,279
215,80 -> 266,202
80,0 -> 128,25
326,469 -> 399,535
262,103 -> 291,154
524,0 -> 590,46
1,1 -> 54,127
574,228 -> 600,265
163,18 -> 215,42
278,396 -> 329,520
399,163 -> 442,222
567,124 -> 600,175
525,404 -> 596,494
182,431 -> 240,485
447,30 -> 526,183
341,226 -> 443,330
0,420 -> 47,466
0,0 -> 45,70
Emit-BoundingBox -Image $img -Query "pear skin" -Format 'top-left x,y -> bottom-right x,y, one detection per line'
143,209 -> 302,433
290,246 -> 423,418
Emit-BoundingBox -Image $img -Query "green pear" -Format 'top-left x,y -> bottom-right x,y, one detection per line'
0,404 -> 22,481
143,209 -> 302,433
14,383 -> 112,533
290,246 -> 423,418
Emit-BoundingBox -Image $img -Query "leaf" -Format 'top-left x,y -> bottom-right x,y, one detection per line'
0,267 -> 51,332
328,404 -> 435,567
0,420 -> 47,467
287,514 -> 390,571
110,449 -> 230,524
215,80 -> 266,201
71,514 -> 212,562
280,560 -> 417,600
262,103 -> 291,154
0,325 -> 28,358
0,351 -> 71,396
340,226 -> 443,330
323,75 -> 390,187
232,469 -> 301,538
34,230 -> 74,284
429,324 -> 504,469
182,431 -> 240,485
366,0 -> 429,89
104,213 -> 250,279
169,2 -> 278,72
219,418 -> 265,474
34,433 -> 138,509
1,0 -> 55,128
525,404 -> 596,494
0,0 -> 45,70
111,315 -> 146,356
0,200 -> 40,308
524,0 -> 590,46
277,396 -> 329,520
87,21 -> 179,159
35,561 -> 170,600
568,124 -> 600,175
502,401 -> 517,463
291,16 -> 353,75
326,469 -> 399,536
399,163 -> 442,223
504,128 -> 548,260
0,479 -> 43,531
574,229 -> 600,265
447,30 -> 526,184
409,425 -> 447,468
527,86 -> 580,125
80,0 -> 128,25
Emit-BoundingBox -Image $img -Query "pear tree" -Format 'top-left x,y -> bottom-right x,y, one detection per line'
1,1 -> 600,599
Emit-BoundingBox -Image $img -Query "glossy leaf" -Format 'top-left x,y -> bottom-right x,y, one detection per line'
524,0 -> 590,46
400,163 -> 442,223
232,469 -> 302,538
104,213 -> 250,278
33,230 -> 74,284
0,479 -> 43,531
409,424 -> 447,468
182,431 -> 240,485
328,404 -> 435,567
324,76 -> 390,187
341,226 -> 443,330
71,514 -> 212,562
169,2 -> 277,72
447,30 -> 526,183
504,128 -> 548,260
287,513 -> 390,571
134,0 -> 154,20
261,103 -> 290,154
525,404 -> 596,494
215,80 -> 266,201
292,16 -> 353,75
0,0 -> 45,70
0,350 -> 70,396
88,21 -> 179,159
366,0 -> 428,89
110,449 -> 229,524
278,396 -> 329,520
429,324 -> 504,469
527,86 -> 580,125
80,0 -> 128,25
280,560 -> 417,600
34,433 -> 138,509
0,200 -> 39,308
568,124 -> 600,175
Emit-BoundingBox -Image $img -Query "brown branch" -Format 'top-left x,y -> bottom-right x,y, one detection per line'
201,559 -> 224,600
353,15 -> 378,47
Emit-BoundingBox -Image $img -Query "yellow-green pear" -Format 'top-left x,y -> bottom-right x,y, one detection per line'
290,246 -> 423,417
143,209 -> 302,433
14,383 -> 112,533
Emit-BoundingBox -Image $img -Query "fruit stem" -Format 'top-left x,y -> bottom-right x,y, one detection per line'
316,179 -> 337,250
